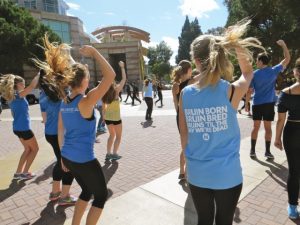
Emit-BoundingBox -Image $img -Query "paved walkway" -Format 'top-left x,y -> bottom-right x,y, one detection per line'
0,91 -> 298,225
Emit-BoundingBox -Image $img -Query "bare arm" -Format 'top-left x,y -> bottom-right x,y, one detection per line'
277,40 -> 290,69
78,46 -> 116,118
19,73 -> 40,98
179,93 -> 188,151
115,61 -> 126,93
172,83 -> 179,111
57,111 -> 69,172
244,88 -> 252,112
57,112 -> 64,149
230,47 -> 254,109
274,112 -> 286,150
41,112 -> 47,124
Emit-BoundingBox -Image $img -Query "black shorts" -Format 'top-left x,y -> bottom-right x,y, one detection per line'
13,130 -> 34,140
105,120 -> 122,125
252,102 -> 275,121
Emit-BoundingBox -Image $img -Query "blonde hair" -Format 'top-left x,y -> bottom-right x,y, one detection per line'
190,19 -> 264,88
0,74 -> 24,101
33,34 -> 84,99
171,60 -> 192,84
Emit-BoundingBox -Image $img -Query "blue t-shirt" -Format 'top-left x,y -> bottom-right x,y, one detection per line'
61,94 -> 96,163
182,80 -> 242,189
9,92 -> 31,131
39,90 -> 47,113
251,64 -> 283,105
42,97 -> 61,135
143,83 -> 153,98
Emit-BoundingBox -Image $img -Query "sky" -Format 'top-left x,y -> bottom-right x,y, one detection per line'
65,0 -> 228,65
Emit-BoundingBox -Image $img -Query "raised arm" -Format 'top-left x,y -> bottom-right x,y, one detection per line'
19,72 -> 40,98
78,46 -> 115,114
115,61 -> 126,93
230,47 -> 254,109
277,40 -> 290,69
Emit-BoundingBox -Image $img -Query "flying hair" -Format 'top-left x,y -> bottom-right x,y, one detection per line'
0,74 -> 24,101
32,34 -> 76,99
190,19 -> 265,88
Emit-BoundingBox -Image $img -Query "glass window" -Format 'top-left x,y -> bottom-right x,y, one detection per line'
24,0 -> 37,9
42,19 -> 71,43
43,0 -> 58,13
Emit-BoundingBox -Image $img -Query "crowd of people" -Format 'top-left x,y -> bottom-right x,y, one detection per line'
1,18 -> 300,225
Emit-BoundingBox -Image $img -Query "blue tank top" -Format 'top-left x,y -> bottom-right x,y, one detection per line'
9,92 -> 30,131
182,79 -> 242,189
39,90 -> 47,112
144,83 -> 153,98
60,94 -> 96,163
43,97 -> 61,135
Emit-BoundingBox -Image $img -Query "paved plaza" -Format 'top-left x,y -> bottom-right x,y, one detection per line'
0,91 -> 299,225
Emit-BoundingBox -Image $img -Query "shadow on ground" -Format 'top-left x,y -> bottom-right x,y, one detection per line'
253,157 -> 288,188
140,120 -> 156,128
0,179 -> 26,202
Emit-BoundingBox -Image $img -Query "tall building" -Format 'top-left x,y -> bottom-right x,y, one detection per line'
12,0 -> 69,15
12,1 -> 150,86
12,0 -> 94,83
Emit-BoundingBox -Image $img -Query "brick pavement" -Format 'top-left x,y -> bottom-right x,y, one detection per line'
0,91 -> 297,225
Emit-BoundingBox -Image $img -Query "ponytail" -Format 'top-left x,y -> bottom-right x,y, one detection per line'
32,34 -> 76,99
0,74 -> 24,101
171,60 -> 192,84
190,19 -> 264,88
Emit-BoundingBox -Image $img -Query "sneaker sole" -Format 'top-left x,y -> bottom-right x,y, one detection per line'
49,197 -> 60,201
58,202 -> 76,206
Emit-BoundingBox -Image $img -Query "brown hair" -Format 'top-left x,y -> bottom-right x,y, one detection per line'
295,58 -> 300,69
102,83 -> 117,104
33,34 -> 87,99
0,74 -> 24,101
144,79 -> 150,87
190,19 -> 264,88
171,60 -> 192,84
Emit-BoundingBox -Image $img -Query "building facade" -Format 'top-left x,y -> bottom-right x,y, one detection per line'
92,26 -> 150,84
13,1 -> 150,87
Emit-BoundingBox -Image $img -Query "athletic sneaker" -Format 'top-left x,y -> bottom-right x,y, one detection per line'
58,195 -> 77,206
49,192 -> 61,201
20,172 -> 36,180
13,173 -> 22,180
178,174 -> 186,180
111,154 -> 122,160
105,154 -> 112,160
287,204 -> 299,219
250,150 -> 256,158
265,152 -> 274,159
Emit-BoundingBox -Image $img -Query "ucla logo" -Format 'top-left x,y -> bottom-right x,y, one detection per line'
203,133 -> 210,141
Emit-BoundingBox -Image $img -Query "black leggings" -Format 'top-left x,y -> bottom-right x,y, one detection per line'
144,97 -> 153,119
189,183 -> 242,225
45,135 -> 74,185
62,157 -> 108,208
283,121 -> 300,205
155,92 -> 163,106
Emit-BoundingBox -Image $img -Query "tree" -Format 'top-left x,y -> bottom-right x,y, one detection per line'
205,27 -> 225,36
0,0 -> 61,75
176,16 -> 202,64
224,0 -> 300,65
147,41 -> 173,80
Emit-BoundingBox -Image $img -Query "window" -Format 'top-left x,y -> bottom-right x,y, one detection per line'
42,19 -> 71,43
43,0 -> 58,13
24,0 -> 37,9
